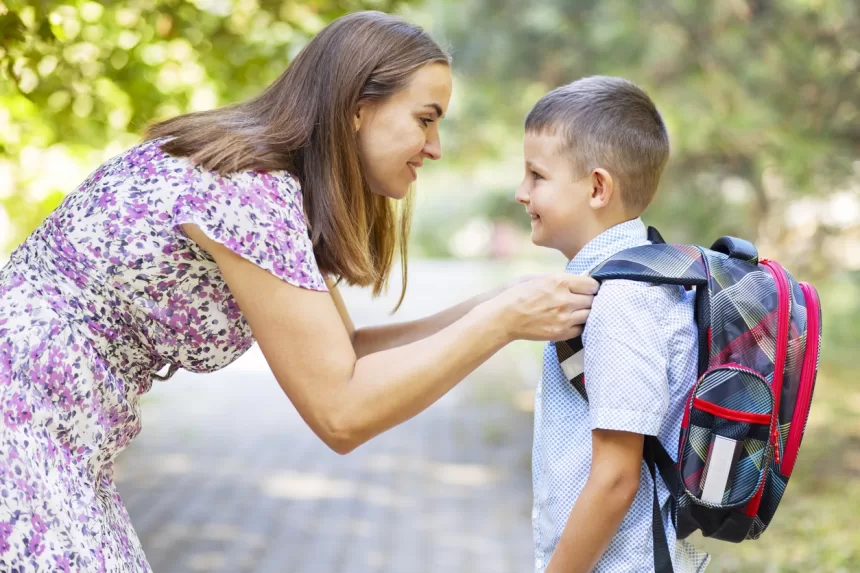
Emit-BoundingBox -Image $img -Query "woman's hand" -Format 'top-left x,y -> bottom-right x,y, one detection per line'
488,274 -> 598,342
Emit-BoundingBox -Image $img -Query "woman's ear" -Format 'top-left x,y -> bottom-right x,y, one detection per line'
354,102 -> 365,133
589,168 -> 614,210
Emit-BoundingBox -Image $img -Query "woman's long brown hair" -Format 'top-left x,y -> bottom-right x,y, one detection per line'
146,11 -> 450,304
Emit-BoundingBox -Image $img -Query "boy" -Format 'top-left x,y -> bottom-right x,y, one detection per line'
517,76 -> 710,572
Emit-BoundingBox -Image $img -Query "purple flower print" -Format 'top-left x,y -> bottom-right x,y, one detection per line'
0,137 -> 326,569
54,555 -> 72,573
0,521 -> 12,553
31,514 -> 47,535
97,192 -> 117,209
28,532 -> 45,557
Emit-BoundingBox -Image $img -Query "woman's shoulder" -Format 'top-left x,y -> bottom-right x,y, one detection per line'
213,168 -> 303,202
169,159 -> 324,289
113,139 -> 305,216
193,167 -> 307,231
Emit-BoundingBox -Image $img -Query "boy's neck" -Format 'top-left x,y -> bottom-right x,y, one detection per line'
561,213 -> 640,261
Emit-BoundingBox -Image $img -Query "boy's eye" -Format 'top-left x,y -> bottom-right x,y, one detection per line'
531,170 -> 544,180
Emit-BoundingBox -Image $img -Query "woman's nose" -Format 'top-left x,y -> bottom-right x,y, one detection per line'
423,130 -> 442,161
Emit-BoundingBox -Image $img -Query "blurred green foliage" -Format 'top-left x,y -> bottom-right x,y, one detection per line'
418,0 -> 860,274
0,0 -> 405,247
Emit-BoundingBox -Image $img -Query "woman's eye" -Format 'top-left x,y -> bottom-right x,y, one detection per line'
420,117 -> 434,127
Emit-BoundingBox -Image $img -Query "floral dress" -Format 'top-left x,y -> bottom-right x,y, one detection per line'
0,138 -> 327,571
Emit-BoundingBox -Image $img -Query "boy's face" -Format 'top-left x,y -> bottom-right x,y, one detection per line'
515,131 -> 593,258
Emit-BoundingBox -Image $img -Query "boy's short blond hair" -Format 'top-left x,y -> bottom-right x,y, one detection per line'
525,76 -> 670,213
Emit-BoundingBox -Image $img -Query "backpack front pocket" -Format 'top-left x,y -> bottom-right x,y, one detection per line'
679,365 -> 775,508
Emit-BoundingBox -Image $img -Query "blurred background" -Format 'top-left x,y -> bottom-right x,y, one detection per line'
1,0 -> 859,571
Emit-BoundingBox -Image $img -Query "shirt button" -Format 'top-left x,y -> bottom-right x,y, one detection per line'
535,558 -> 544,569
532,508 -> 538,519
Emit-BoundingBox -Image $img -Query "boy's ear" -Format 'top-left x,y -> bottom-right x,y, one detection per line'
589,168 -> 614,210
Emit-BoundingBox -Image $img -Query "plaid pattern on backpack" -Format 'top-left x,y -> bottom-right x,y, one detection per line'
555,229 -> 822,572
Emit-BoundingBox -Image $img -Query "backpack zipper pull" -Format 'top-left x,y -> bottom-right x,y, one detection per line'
773,432 -> 781,465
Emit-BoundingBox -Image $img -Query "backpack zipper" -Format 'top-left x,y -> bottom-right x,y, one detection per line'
760,259 -> 790,466
780,282 -> 821,475
692,398 -> 771,425
744,259 -> 790,518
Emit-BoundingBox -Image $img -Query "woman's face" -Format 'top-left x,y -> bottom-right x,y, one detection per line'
355,63 -> 452,199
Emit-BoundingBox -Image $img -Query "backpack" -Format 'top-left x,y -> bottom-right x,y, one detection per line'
554,228 -> 822,573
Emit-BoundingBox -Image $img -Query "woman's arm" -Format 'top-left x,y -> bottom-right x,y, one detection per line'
351,292 -> 495,357
329,277 -> 513,358
186,224 -> 596,454
325,277 -> 357,343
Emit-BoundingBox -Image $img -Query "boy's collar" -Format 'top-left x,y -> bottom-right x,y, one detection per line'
565,218 -> 648,276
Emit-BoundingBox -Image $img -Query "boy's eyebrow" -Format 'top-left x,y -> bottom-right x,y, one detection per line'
423,103 -> 444,119
526,159 -> 545,171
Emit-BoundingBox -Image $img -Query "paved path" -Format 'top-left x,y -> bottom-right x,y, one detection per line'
115,261 -> 546,572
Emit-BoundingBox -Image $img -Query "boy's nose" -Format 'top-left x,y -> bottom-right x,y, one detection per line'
515,180 -> 529,204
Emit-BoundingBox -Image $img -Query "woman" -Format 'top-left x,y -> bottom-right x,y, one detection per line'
0,11 -> 597,571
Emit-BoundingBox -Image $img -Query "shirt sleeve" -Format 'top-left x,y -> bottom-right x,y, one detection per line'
171,167 -> 327,292
582,280 -> 670,435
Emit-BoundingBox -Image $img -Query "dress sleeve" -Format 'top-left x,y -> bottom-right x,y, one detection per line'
171,167 -> 327,291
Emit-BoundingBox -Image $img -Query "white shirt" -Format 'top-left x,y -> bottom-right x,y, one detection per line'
531,218 -> 710,572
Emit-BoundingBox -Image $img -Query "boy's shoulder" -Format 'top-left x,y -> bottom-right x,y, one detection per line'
578,278 -> 687,435
589,278 -> 685,319
582,277 -> 693,353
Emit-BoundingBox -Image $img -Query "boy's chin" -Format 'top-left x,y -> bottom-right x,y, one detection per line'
530,228 -> 568,256
529,228 -> 551,248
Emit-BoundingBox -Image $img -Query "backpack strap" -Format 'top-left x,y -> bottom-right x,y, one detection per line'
588,242 -> 712,376
589,243 -> 708,286
647,225 -> 666,245
645,436 -> 678,573
554,335 -> 587,401
554,240 -> 709,399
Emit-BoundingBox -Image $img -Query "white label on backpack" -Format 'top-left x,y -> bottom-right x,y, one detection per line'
701,435 -> 739,504
560,350 -> 584,380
